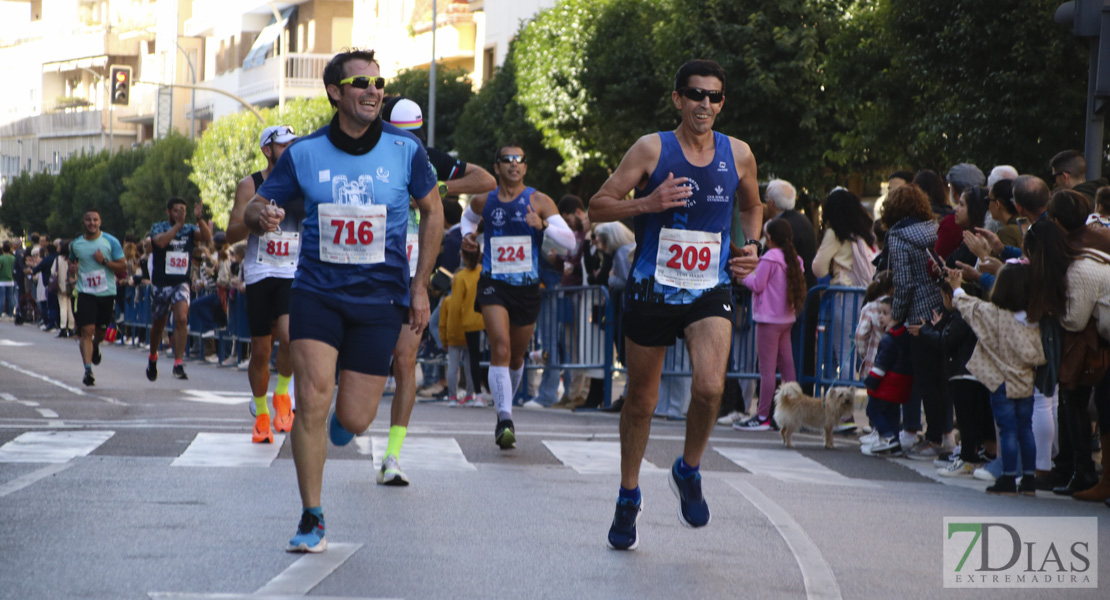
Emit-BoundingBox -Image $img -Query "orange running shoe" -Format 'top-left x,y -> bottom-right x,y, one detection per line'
253,413 -> 274,444
273,393 -> 294,433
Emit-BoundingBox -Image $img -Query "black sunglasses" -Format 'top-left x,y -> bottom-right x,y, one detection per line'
497,154 -> 526,165
677,87 -> 724,104
338,76 -> 385,90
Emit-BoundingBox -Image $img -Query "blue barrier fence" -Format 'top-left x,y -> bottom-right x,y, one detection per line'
118,281 -> 867,408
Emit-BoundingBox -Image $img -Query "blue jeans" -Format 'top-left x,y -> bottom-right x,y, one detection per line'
866,396 -> 901,438
990,384 -> 1036,477
0,285 -> 15,316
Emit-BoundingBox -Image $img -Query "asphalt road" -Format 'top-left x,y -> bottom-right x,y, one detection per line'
1,322 -> 1108,599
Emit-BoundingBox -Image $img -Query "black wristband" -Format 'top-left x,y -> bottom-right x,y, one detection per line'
744,239 -> 764,256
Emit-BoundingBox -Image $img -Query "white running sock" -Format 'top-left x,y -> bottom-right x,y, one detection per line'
510,366 -> 524,396
489,365 -> 512,419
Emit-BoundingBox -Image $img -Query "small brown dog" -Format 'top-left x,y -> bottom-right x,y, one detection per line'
772,382 -> 856,449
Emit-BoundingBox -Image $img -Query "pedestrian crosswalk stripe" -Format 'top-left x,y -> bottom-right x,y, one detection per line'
355,436 -> 476,472
0,431 -> 115,463
542,440 -> 664,475
171,432 -> 286,467
714,447 -> 879,488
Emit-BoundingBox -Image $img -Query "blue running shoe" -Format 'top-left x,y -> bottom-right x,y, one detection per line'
328,410 -> 354,447
287,511 -> 327,553
669,457 -> 710,528
607,497 -> 642,550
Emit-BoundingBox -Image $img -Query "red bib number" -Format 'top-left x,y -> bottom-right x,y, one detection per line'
80,269 -> 108,294
490,235 -> 532,275
654,228 -> 721,289
318,203 -> 387,265
165,251 -> 189,276
257,231 -> 300,269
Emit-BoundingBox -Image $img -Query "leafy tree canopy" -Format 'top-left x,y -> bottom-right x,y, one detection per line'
384,63 -> 474,151
121,131 -> 201,233
0,171 -> 55,238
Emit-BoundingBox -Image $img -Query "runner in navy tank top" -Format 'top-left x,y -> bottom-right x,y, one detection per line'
589,60 -> 764,551
459,143 -> 577,450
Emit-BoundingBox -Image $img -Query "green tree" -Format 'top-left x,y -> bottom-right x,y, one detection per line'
74,147 -> 149,238
455,41 -> 567,198
190,96 -> 333,228
47,151 -> 106,238
653,0 -> 848,192
826,0 -> 1088,176
0,171 -> 55,237
121,132 -> 201,233
384,63 -> 474,151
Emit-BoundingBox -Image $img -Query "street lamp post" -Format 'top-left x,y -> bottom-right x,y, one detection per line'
429,0 -> 437,148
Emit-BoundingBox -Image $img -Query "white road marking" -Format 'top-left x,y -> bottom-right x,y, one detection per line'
149,544 -> 392,600
363,435 -> 476,471
887,457 -> 1073,500
0,360 -> 125,405
0,430 -> 114,463
0,393 -> 16,401
171,432 -> 286,467
727,478 -> 843,600
253,543 -> 362,596
0,339 -> 32,346
35,408 -> 58,418
714,447 -> 878,488
0,462 -> 74,498
542,440 -> 663,475
180,390 -> 254,406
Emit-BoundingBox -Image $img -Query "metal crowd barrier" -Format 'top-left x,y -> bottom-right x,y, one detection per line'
447,283 -> 867,409
120,283 -> 253,366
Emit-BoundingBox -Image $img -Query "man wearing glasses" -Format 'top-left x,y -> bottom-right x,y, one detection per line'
226,125 -> 303,445
459,144 -> 577,449
245,49 -> 443,553
588,59 -> 762,550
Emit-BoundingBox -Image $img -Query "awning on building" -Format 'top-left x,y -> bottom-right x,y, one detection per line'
242,7 -> 296,70
42,55 -> 109,74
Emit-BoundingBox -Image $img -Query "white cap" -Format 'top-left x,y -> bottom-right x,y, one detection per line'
260,125 -> 297,149
385,98 -> 423,130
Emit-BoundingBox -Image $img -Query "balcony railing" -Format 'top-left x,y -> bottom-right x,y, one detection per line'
238,53 -> 330,103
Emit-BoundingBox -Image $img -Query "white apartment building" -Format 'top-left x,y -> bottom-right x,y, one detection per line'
0,0 -> 557,196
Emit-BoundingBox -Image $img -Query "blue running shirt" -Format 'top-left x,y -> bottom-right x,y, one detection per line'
627,131 -> 739,305
481,187 -> 543,286
258,122 -> 436,306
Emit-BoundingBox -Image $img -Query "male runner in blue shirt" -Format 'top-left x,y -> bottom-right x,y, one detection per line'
589,59 -> 763,550
245,49 -> 443,553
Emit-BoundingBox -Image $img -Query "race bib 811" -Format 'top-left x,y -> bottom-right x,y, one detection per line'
257,231 -> 300,268
654,227 -> 721,289
318,203 -> 387,265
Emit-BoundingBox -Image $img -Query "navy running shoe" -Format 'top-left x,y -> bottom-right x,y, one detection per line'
91,343 -> 102,365
287,511 -> 327,553
328,410 -> 355,447
607,497 -> 642,550
495,419 -> 516,450
669,457 -> 710,528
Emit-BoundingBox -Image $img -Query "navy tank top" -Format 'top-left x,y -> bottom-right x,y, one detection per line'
481,186 -> 543,286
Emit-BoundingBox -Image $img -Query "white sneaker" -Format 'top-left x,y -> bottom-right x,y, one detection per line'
466,395 -> 487,408
376,455 -> 410,486
863,436 -> 902,457
937,458 -> 978,478
717,410 -> 746,426
899,431 -> 921,451
973,467 -> 997,482
521,399 -> 545,410
859,430 -> 879,446
527,350 -> 549,365
384,376 -> 396,393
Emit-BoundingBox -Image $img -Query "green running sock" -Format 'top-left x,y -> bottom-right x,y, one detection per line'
254,395 -> 270,416
386,425 -> 407,459
275,374 -> 292,396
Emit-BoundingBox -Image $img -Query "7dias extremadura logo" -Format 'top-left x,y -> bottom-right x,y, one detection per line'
943,517 -> 1097,588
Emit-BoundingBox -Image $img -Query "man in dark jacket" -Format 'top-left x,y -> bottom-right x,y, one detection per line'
764,179 -> 817,289
1050,149 -> 1108,200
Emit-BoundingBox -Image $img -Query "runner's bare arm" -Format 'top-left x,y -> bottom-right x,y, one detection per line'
225,176 -> 257,244
193,201 -> 213,244
444,164 -> 496,196
151,220 -> 183,248
728,138 -> 762,280
410,187 -> 445,332
589,134 -> 689,223
244,194 -> 285,235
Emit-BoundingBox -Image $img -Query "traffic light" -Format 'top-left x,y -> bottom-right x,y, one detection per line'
110,65 -> 131,106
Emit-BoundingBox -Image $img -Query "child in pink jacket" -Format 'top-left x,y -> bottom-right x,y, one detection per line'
735,219 -> 807,431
